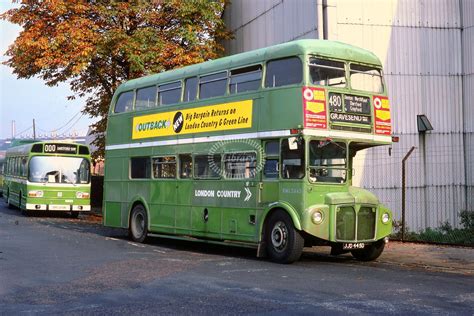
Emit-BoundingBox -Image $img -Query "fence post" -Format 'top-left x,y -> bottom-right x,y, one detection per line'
401,146 -> 416,242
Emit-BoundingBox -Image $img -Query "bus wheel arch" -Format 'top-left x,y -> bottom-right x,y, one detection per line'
260,207 -> 304,263
128,200 -> 150,243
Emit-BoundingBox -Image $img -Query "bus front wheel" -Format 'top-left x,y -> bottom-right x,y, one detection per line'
351,240 -> 385,261
265,210 -> 304,264
129,204 -> 148,243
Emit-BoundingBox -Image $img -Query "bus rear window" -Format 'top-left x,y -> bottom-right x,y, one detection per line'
229,65 -> 262,94
114,91 -> 134,113
265,57 -> 302,88
350,64 -> 383,93
200,72 -> 227,99
309,58 -> 346,87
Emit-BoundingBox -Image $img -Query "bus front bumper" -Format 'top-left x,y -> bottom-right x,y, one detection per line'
26,204 -> 91,211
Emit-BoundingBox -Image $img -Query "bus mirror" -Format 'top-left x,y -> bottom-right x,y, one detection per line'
288,137 -> 298,150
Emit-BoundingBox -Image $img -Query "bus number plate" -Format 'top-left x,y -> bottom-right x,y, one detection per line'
342,243 -> 365,250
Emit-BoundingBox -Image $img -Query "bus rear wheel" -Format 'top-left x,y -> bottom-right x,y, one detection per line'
265,210 -> 304,264
351,240 -> 385,261
129,204 -> 148,243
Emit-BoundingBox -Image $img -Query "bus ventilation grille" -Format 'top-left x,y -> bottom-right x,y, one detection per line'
336,206 -> 376,241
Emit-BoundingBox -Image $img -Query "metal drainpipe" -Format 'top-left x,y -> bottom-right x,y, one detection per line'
323,0 -> 328,40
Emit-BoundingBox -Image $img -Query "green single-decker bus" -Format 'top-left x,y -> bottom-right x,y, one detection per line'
3,141 -> 91,217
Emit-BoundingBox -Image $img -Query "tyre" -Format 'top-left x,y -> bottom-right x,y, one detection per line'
129,204 -> 148,243
351,240 -> 385,261
265,210 -> 304,264
70,212 -> 80,219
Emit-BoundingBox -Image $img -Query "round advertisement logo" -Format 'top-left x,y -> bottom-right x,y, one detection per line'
173,111 -> 184,133
374,97 -> 382,109
303,88 -> 314,101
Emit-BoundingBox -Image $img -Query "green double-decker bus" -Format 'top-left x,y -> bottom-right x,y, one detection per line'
3,142 -> 91,217
103,39 -> 394,263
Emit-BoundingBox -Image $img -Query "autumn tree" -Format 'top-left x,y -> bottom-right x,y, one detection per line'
1,0 -> 231,159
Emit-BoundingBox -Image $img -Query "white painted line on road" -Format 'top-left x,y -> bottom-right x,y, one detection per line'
221,268 -> 268,274
128,242 -> 145,248
105,237 -> 119,241
153,249 -> 167,254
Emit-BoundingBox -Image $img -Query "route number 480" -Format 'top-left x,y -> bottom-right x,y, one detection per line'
328,94 -> 342,109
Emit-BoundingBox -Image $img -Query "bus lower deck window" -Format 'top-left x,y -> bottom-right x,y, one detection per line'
130,157 -> 151,179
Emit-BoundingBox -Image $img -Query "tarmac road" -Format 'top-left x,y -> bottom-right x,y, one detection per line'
0,203 -> 473,315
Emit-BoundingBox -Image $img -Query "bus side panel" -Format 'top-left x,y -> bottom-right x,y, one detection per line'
149,180 -> 176,234
260,88 -> 303,132
175,180 -> 193,235
104,201 -> 122,227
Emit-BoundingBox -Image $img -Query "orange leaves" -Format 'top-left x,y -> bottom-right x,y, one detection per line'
3,0 -> 231,158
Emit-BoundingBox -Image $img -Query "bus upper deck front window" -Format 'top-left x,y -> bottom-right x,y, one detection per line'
309,140 -> 347,183
309,58 -> 346,87
28,156 -> 90,184
350,64 -> 383,93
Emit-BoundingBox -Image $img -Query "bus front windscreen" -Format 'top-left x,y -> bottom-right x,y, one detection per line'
308,140 -> 347,183
28,156 -> 90,184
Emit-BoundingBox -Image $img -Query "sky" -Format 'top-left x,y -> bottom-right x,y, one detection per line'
0,2 -> 95,140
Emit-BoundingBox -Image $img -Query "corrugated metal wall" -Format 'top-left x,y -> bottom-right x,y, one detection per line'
333,0 -> 470,231
223,0 -> 319,53
224,0 -> 473,231
462,0 -> 474,214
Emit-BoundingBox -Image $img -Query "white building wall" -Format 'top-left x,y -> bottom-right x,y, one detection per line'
224,0 -> 473,231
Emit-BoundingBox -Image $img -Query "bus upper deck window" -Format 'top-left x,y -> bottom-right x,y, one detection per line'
158,81 -> 182,106
199,72 -> 227,99
265,57 -> 302,88
229,65 -> 262,94
135,86 -> 157,110
184,77 -> 198,102
114,91 -> 134,113
350,64 -> 383,93
309,58 -> 346,87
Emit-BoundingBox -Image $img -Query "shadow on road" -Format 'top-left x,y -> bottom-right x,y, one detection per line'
1,202 -> 359,265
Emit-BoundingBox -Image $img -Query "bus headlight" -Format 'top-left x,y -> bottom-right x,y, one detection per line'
28,190 -> 43,197
76,192 -> 90,199
382,212 -> 390,224
311,210 -> 324,224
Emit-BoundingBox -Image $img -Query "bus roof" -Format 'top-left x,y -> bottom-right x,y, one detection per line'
115,39 -> 382,94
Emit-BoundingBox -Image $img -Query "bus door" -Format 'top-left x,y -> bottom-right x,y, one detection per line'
278,138 -> 306,210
